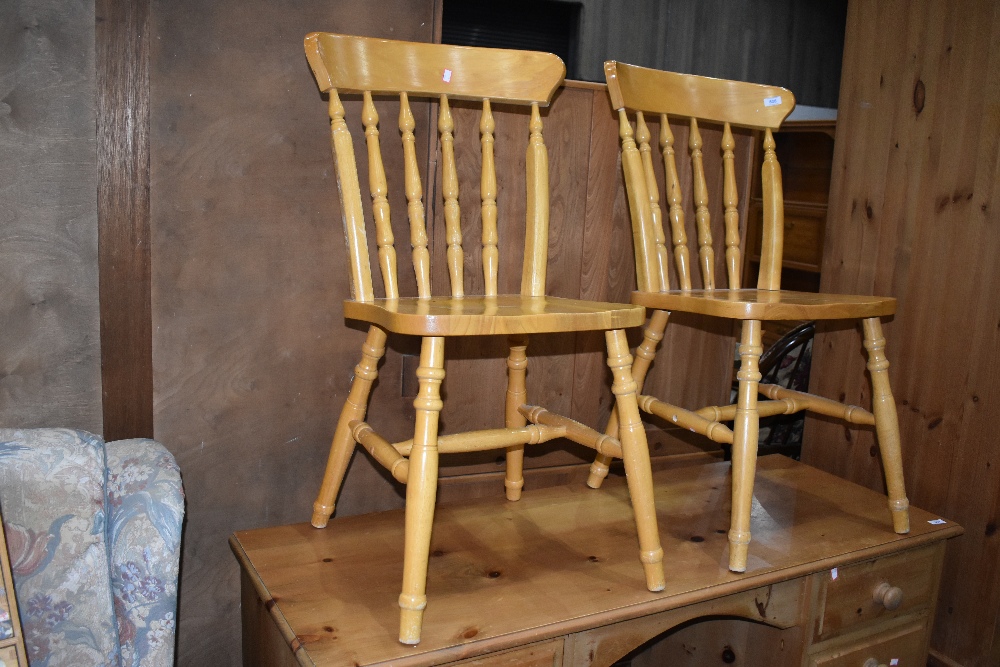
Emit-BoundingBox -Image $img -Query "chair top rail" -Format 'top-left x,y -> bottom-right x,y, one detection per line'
306,33 -> 565,105
605,61 -> 795,129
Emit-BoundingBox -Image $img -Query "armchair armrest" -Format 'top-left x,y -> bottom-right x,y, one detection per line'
105,439 -> 184,667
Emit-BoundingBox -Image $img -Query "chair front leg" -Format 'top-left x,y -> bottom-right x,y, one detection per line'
862,318 -> 910,534
399,336 -> 445,645
729,319 -> 763,573
606,329 -> 665,592
588,310 -> 670,489
312,326 -> 387,528
504,335 -> 529,501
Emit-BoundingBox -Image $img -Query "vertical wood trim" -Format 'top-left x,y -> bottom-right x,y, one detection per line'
96,0 -> 153,440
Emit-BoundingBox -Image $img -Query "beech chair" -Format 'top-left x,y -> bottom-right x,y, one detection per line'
590,61 -> 910,573
303,34 -> 664,645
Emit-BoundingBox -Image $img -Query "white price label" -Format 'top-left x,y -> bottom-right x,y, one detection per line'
763,95 -> 782,107
830,567 -> 838,581
442,69 -> 453,83
928,519 -> 947,525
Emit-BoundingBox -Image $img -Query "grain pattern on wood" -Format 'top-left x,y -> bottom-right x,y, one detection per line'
344,295 -> 644,336
149,3 -> 437,664
96,0 -> 153,441
604,61 -> 795,129
231,456 -> 960,667
0,0 -> 103,433
801,2 -> 1000,665
629,289 -> 896,320
305,33 -> 565,104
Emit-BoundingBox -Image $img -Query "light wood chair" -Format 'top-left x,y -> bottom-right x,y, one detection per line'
303,35 -> 664,645
591,61 -> 909,573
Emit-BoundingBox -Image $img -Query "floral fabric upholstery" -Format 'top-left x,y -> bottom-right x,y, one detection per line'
0,429 -> 183,667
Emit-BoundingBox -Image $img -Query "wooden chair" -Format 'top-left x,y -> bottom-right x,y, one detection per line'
303,34 -> 665,645
591,61 -> 909,573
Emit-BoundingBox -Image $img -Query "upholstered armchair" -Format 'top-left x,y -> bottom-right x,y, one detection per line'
0,429 -> 184,667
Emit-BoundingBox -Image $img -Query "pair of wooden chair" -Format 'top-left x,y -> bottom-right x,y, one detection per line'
303,33 -> 909,645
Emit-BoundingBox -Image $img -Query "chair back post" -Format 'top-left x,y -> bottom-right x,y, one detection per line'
520,103 -> 550,297
616,108 -> 662,293
328,91 -> 376,302
757,128 -> 785,291
305,33 -> 565,301
603,60 -> 795,292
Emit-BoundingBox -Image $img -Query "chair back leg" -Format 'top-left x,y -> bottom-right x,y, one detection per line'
606,329 -> 665,591
862,318 -> 910,534
312,326 -> 387,528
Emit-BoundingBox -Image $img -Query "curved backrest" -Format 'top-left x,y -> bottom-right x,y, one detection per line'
305,33 -> 566,301
604,61 -> 795,293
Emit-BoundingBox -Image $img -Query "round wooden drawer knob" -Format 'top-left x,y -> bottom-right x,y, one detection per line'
862,659 -> 887,667
872,581 -> 904,610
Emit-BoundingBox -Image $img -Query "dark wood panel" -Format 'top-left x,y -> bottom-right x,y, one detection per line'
802,1 -> 1000,665
96,0 -> 154,441
148,2 -> 437,664
0,0 -> 103,433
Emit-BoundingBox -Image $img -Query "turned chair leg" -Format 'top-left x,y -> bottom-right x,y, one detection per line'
504,335 -> 528,501
606,329 -> 665,592
729,320 -> 763,573
312,326 -> 387,528
862,318 -> 910,534
588,310 -> 670,489
398,336 -> 445,645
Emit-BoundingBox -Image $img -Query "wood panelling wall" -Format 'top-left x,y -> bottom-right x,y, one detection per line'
96,0 -> 154,441
572,0 -> 848,108
0,0 -> 103,433
147,2 -> 438,664
802,1 -> 1000,665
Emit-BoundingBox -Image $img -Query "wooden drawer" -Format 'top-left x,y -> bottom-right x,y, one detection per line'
808,618 -> 929,667
781,208 -> 825,270
816,545 -> 940,642
747,202 -> 825,272
445,639 -> 563,666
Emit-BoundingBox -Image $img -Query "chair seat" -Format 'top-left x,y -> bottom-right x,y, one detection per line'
631,289 -> 896,320
344,295 -> 646,335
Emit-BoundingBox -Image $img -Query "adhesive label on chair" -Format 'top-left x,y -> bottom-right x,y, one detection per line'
442,69 -> 453,83
763,95 -> 782,107
928,519 -> 947,525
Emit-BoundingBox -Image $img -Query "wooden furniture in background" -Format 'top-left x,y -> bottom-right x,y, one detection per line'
232,456 -> 961,666
593,61 -> 909,573
744,120 -> 835,348
0,511 -> 27,666
303,34 -> 665,644
803,1 -> 1000,664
